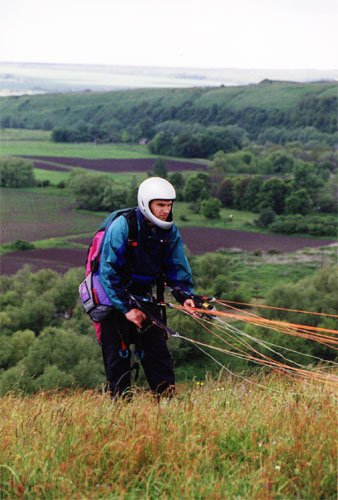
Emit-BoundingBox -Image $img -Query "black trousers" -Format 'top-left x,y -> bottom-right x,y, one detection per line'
100,303 -> 175,397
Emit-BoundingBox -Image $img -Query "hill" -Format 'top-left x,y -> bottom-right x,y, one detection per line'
1,377 -> 337,499
1,80 -> 336,139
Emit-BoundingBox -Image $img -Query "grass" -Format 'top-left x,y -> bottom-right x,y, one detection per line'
228,258 -> 321,299
0,139 -> 156,159
0,374 -> 336,499
175,202 -> 258,231
34,168 -> 70,185
0,128 -> 51,141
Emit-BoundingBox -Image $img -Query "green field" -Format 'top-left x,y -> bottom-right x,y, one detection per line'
0,139 -> 154,159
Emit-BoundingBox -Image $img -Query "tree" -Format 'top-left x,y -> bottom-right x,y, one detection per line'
183,173 -> 210,201
168,172 -> 185,190
241,176 -> 264,211
285,189 -> 313,215
0,157 -> 35,188
293,162 -> 324,197
148,131 -> 173,155
257,178 -> 288,214
152,158 -> 168,178
216,178 -> 234,207
201,198 -> 222,219
102,185 -> 128,212
265,151 -> 295,174
68,169 -> 114,211
173,133 -> 202,158
137,118 -> 155,139
255,207 -> 276,228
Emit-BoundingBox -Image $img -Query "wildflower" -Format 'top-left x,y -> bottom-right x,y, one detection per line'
258,441 -> 263,447
275,465 -> 281,470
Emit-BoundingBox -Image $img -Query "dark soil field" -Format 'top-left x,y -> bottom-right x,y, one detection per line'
34,161 -> 70,172
22,156 -> 208,173
1,228 -> 335,276
0,190 -> 101,244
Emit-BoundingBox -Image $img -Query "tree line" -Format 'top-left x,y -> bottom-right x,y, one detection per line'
1,82 -> 337,155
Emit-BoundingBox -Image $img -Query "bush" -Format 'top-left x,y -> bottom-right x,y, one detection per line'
2,240 -> 35,252
152,158 -> 168,178
269,214 -> 337,237
0,157 -> 35,188
255,208 -> 276,228
201,198 -> 222,219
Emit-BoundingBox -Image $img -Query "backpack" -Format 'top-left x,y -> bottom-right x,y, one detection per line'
79,208 -> 138,335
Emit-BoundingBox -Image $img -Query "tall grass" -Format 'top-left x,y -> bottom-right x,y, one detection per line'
1,374 -> 336,499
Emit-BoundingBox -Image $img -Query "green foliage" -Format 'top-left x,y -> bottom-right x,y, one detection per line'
268,214 -> 337,237
52,123 -> 111,143
148,131 -> 173,155
152,158 -> 168,178
201,197 -> 222,219
257,178 -> 288,215
258,265 -> 338,361
68,168 -> 128,211
261,151 -> 295,174
183,173 -> 210,201
255,207 -> 276,228
0,266 -> 84,335
211,150 -> 256,174
0,157 -> 35,188
2,81 -> 336,148
0,266 -> 102,394
285,188 -> 313,215
1,239 -> 35,252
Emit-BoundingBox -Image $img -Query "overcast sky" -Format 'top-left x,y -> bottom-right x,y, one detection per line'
1,0 -> 337,70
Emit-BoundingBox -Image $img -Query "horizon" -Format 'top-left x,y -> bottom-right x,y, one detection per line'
2,61 -> 338,72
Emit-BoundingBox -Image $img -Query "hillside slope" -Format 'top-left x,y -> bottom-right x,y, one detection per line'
1,80 -> 336,136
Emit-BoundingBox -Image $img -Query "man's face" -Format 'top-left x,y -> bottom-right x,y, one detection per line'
149,199 -> 173,222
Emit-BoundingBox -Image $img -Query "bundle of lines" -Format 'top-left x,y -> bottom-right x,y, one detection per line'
171,299 -> 338,389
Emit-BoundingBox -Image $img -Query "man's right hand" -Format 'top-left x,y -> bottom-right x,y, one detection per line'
125,308 -> 147,328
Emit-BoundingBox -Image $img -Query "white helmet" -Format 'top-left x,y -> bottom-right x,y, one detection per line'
138,177 -> 176,230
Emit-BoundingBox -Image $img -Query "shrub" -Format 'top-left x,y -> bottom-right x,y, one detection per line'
2,240 -> 35,252
201,198 -> 222,219
0,157 -> 35,188
255,207 -> 276,228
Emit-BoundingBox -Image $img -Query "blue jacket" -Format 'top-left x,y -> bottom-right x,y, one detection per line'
98,208 -> 194,314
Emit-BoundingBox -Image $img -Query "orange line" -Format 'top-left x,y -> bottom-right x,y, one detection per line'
175,305 -> 338,337
215,299 -> 338,319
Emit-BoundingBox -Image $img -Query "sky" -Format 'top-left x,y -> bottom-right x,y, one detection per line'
1,0 -> 337,70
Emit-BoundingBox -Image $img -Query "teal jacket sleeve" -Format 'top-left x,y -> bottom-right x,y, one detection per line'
98,215 -> 132,314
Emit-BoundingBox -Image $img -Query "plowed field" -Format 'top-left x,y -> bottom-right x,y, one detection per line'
22,156 -> 208,173
1,228 -> 335,276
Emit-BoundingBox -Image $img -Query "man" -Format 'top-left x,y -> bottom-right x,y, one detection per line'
98,177 -> 195,397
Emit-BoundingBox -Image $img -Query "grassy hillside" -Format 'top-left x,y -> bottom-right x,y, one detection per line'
1,80 -> 336,134
1,376 -> 336,499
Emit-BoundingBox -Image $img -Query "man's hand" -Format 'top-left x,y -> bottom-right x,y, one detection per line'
125,308 -> 147,328
183,298 -> 198,317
